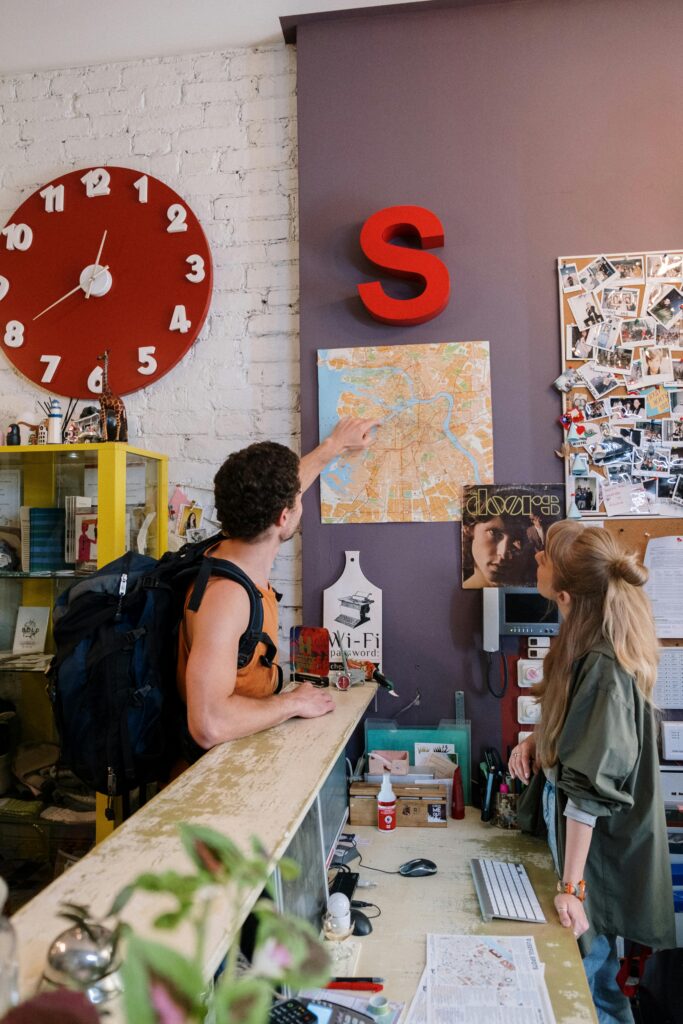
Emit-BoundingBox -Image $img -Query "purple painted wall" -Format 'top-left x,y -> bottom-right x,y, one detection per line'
295,0 -> 683,773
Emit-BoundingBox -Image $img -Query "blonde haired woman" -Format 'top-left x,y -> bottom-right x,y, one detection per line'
509,521 -> 674,1024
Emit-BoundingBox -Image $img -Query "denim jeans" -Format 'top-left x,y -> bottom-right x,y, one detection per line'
542,780 -> 633,1024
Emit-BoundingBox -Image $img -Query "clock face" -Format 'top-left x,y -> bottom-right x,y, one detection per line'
0,166 -> 213,397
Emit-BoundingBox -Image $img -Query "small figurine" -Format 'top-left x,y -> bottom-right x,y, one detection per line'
47,398 -> 63,444
97,350 -> 128,442
5,424 -> 20,445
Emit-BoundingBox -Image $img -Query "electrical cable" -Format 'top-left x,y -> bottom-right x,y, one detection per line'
353,846 -> 399,875
484,649 -> 508,699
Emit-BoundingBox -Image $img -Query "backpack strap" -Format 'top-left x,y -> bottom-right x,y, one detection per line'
187,557 -> 281,685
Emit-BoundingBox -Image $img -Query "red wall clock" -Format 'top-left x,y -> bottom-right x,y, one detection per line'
0,166 -> 213,397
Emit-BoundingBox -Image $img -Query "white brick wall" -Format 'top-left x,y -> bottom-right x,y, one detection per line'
0,45 -> 305,651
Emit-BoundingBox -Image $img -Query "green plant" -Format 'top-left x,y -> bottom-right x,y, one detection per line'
109,823 -> 330,1024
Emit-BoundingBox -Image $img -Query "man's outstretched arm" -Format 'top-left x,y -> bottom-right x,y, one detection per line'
299,416 -> 380,493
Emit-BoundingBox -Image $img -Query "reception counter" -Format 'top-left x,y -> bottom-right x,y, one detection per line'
11,684 -> 377,1000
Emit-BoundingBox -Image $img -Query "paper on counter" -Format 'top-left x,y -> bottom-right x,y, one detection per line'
644,535 -> 683,638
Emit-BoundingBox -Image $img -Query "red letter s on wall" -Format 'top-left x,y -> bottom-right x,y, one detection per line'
358,205 -> 450,325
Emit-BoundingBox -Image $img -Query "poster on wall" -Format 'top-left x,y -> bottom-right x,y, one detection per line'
461,484 -> 565,588
557,250 -> 683,518
317,341 -> 494,523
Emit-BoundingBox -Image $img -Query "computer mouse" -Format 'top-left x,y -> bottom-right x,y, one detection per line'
398,858 -> 438,877
350,909 -> 373,935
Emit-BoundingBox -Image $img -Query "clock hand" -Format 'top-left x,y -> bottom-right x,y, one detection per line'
33,265 -> 110,321
85,229 -> 107,299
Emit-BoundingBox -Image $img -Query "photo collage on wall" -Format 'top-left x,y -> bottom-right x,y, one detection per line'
556,251 -> 683,517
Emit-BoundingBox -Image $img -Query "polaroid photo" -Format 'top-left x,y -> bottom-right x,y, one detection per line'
578,362 -> 621,399
560,261 -> 581,293
656,474 -> 679,507
569,291 -> 604,331
668,350 -> 683,387
584,255 -> 616,288
616,426 -> 642,448
591,429 -> 639,464
657,322 -> 683,347
648,286 -> 683,330
646,252 -> 683,281
568,391 -> 589,415
609,394 -> 646,420
606,459 -> 633,484
566,325 -> 593,360
177,503 -> 203,537
638,346 -> 674,387
608,255 -> 645,284
601,287 -> 640,318
553,368 -> 582,393
583,399 -> 608,420
643,385 -> 671,418
572,475 -> 600,512
576,420 -> 603,445
625,358 -> 643,392
639,478 -> 658,502
635,419 -> 663,443
669,445 -> 683,473
588,316 -> 621,351
619,317 -> 657,348
662,418 -> 683,444
594,345 -> 633,375
669,389 -> 683,418
671,474 -> 683,506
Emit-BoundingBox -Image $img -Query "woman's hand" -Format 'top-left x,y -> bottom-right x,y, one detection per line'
508,734 -> 537,782
554,894 -> 589,938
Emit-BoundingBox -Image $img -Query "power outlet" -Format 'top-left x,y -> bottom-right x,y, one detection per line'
517,659 -> 543,688
518,695 -> 542,725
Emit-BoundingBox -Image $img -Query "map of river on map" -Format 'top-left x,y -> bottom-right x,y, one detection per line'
317,341 -> 494,523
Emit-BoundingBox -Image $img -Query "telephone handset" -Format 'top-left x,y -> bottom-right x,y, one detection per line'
482,588 -> 500,652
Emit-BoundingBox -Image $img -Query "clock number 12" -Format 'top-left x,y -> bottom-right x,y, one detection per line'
81,168 -> 111,198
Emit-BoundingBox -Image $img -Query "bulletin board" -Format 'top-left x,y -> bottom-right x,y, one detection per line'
556,250 -> 683,518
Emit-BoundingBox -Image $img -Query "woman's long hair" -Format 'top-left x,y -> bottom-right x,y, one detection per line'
534,520 -> 658,768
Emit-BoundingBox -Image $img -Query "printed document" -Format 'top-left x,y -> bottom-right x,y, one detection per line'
644,535 -> 683,638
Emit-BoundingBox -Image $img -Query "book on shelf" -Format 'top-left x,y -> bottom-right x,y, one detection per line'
12,606 -> 50,655
74,511 -> 98,573
20,506 -> 69,573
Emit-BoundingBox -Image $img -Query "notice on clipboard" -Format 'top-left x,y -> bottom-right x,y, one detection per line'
644,535 -> 683,639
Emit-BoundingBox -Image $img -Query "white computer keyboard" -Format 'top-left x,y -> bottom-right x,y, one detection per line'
470,858 -> 546,923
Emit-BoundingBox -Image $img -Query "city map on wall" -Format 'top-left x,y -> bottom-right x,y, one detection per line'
557,251 -> 683,517
317,341 -> 494,523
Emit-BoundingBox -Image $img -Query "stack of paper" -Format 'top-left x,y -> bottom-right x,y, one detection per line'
406,935 -> 556,1024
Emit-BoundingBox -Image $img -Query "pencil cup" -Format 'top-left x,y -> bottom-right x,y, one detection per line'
494,791 -> 518,829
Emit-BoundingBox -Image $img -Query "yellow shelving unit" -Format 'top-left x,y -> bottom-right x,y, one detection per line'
0,443 -> 168,844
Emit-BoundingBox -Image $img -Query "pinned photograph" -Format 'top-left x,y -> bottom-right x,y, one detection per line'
670,445 -> 683,473
594,345 -> 633,374
568,392 -> 588,415
616,426 -> 642,448
639,346 -> 674,387
580,255 -> 616,292
553,368 -> 582,393
601,287 -> 639,318
609,394 -> 646,420
572,476 -> 599,512
625,358 -> 643,391
566,325 -> 593,360
646,252 -> 683,280
657,322 -> 683,346
636,420 -> 663,443
559,261 -> 581,293
669,351 -> 683,386
588,316 -> 621,351
633,447 -> 669,477
177,503 -> 203,537
662,419 -> 683,444
461,483 -> 564,589
569,291 -> 604,331
601,480 -> 651,516
670,389 -> 683,418
609,255 -> 645,284
606,459 -> 633,484
657,475 -> 679,505
578,362 -> 621,399
584,399 -> 608,420
648,286 -> 683,330
619,317 -> 656,347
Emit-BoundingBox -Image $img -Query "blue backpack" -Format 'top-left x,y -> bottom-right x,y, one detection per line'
48,534 -> 281,815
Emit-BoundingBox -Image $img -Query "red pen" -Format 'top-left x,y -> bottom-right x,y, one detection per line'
326,982 -> 384,992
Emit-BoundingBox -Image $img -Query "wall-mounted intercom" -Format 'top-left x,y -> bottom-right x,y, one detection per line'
517,659 -> 543,688
517,695 -> 542,724
482,588 -> 560,652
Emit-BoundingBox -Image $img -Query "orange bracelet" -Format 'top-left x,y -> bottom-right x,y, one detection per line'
557,879 -> 587,902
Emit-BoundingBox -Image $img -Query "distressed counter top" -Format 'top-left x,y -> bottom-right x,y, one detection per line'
12,684 -> 376,1000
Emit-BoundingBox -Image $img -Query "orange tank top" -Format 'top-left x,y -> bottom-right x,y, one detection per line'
176,572 -> 280,701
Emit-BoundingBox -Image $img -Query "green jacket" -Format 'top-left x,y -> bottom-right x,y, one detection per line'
555,642 -> 676,952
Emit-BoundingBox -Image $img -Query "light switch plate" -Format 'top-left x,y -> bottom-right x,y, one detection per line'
662,721 -> 683,760
517,659 -> 544,688
518,695 -> 542,724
